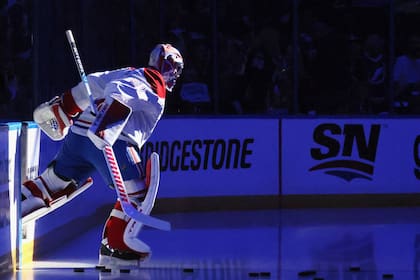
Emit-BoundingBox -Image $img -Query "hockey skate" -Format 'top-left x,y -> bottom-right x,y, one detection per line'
98,222 -> 151,269
33,96 -> 73,141
98,152 -> 160,269
98,202 -> 153,269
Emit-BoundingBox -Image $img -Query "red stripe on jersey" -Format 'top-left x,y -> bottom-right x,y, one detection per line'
143,68 -> 166,99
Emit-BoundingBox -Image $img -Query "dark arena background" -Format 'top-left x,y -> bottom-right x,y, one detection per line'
2,1 -> 420,279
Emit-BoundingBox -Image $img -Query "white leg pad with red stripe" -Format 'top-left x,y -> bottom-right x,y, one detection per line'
21,164 -> 93,225
99,152 -> 160,266
141,152 -> 160,215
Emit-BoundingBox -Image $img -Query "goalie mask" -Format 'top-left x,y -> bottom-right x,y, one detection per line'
148,44 -> 184,92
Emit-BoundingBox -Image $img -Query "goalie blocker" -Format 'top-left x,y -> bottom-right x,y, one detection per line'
88,95 -> 132,150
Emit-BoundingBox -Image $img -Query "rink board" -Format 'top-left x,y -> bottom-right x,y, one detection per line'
0,123 -> 21,273
0,125 -> 13,273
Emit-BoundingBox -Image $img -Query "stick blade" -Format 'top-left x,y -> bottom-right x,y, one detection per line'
120,201 -> 171,231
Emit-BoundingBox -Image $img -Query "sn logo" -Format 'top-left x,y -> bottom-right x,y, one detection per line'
309,123 -> 381,181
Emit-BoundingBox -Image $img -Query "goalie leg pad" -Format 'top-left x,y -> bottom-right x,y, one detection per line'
98,152 -> 160,266
140,152 -> 160,215
22,177 -> 93,225
21,162 -> 78,218
99,201 -> 151,268
124,152 -> 160,214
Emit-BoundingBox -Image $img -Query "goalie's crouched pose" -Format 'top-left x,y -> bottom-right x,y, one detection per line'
20,44 -> 183,267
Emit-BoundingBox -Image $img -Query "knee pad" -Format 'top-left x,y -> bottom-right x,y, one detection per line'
123,152 -> 160,215
124,178 -> 147,206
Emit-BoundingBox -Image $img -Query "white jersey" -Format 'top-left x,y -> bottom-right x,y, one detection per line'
70,67 -> 166,148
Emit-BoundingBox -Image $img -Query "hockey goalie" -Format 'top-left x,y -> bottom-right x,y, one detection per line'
21,44 -> 184,268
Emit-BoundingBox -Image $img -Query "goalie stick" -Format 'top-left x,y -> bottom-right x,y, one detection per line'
65,30 -> 170,231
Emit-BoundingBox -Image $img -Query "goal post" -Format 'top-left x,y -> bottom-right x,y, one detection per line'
19,122 -> 41,269
0,121 -> 41,273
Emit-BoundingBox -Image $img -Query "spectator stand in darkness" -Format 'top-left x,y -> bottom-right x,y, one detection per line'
352,33 -> 387,114
3,0 -> 32,120
393,33 -> 420,114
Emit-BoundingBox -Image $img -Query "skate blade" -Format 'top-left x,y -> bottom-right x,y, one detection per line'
98,255 -> 146,270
